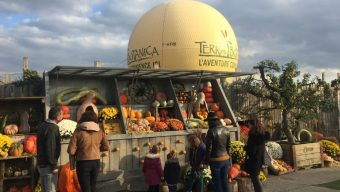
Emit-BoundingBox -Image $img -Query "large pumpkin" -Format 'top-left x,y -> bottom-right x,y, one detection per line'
58,162 -> 81,192
9,142 -> 23,156
20,185 -> 32,192
24,135 -> 37,155
228,166 -> 239,180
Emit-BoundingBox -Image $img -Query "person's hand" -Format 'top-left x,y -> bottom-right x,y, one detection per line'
161,177 -> 165,182
52,169 -> 58,173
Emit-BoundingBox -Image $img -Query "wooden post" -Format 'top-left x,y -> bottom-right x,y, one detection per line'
337,85 -> 340,139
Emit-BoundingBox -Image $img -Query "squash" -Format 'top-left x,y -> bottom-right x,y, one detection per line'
210,103 -> 220,111
8,143 -> 23,156
145,116 -> 156,123
4,124 -> 18,135
135,111 -> 143,119
119,92 -> 128,105
24,135 -> 37,155
224,118 -> 232,125
122,107 -> 135,119
216,110 -> 224,119
76,91 -> 99,122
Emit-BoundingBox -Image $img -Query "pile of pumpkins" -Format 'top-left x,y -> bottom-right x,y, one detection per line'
6,135 -> 37,157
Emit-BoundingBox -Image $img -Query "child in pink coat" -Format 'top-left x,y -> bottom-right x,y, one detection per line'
143,144 -> 164,192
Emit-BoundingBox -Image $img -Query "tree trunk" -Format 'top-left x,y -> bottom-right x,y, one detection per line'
282,109 -> 295,143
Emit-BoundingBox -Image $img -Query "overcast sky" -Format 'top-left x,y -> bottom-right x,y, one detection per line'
0,0 -> 339,81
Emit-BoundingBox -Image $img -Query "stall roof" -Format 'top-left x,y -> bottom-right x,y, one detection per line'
48,66 -> 254,79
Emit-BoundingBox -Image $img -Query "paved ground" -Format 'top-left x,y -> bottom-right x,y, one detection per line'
263,167 -> 340,192
97,167 -> 340,192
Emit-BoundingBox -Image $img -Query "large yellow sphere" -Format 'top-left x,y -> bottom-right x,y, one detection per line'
127,0 -> 238,72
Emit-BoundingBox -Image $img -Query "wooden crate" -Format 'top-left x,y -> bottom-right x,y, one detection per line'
293,142 -> 323,169
280,142 -> 323,169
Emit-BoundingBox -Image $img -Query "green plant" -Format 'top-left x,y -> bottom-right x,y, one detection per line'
230,141 -> 246,164
14,69 -> 43,95
184,166 -> 212,188
321,140 -> 340,158
233,60 -> 335,143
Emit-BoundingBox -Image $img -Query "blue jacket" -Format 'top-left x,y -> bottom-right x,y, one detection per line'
189,142 -> 206,171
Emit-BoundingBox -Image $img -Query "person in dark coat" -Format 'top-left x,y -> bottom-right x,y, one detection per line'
186,135 -> 206,192
143,144 -> 164,192
164,151 -> 181,192
244,117 -> 270,192
37,107 -> 63,192
205,112 -> 231,192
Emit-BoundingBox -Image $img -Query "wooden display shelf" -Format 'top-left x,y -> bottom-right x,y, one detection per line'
3,175 -> 31,181
0,155 -> 34,160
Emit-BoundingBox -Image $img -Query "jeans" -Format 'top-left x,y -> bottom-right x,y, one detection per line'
209,160 -> 230,192
38,165 -> 58,192
148,185 -> 159,192
76,160 -> 100,192
168,184 -> 177,192
186,169 -> 204,192
250,174 -> 263,192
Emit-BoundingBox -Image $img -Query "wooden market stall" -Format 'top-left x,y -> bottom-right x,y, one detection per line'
45,66 -> 251,174
0,97 -> 45,191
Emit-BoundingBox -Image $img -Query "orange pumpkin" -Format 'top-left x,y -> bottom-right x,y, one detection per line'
9,143 -> 23,156
210,103 -> 220,111
58,162 -> 81,192
216,110 -> 224,119
135,111 -> 143,119
145,116 -> 156,123
129,109 -> 136,119
228,166 -> 239,180
232,164 -> 241,171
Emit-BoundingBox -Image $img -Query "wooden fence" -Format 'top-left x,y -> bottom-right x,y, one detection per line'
223,82 -> 340,139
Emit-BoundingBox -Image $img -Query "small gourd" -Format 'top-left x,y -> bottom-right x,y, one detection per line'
3,124 -> 18,135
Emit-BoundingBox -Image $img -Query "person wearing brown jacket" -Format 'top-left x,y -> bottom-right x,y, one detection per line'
67,111 -> 109,192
